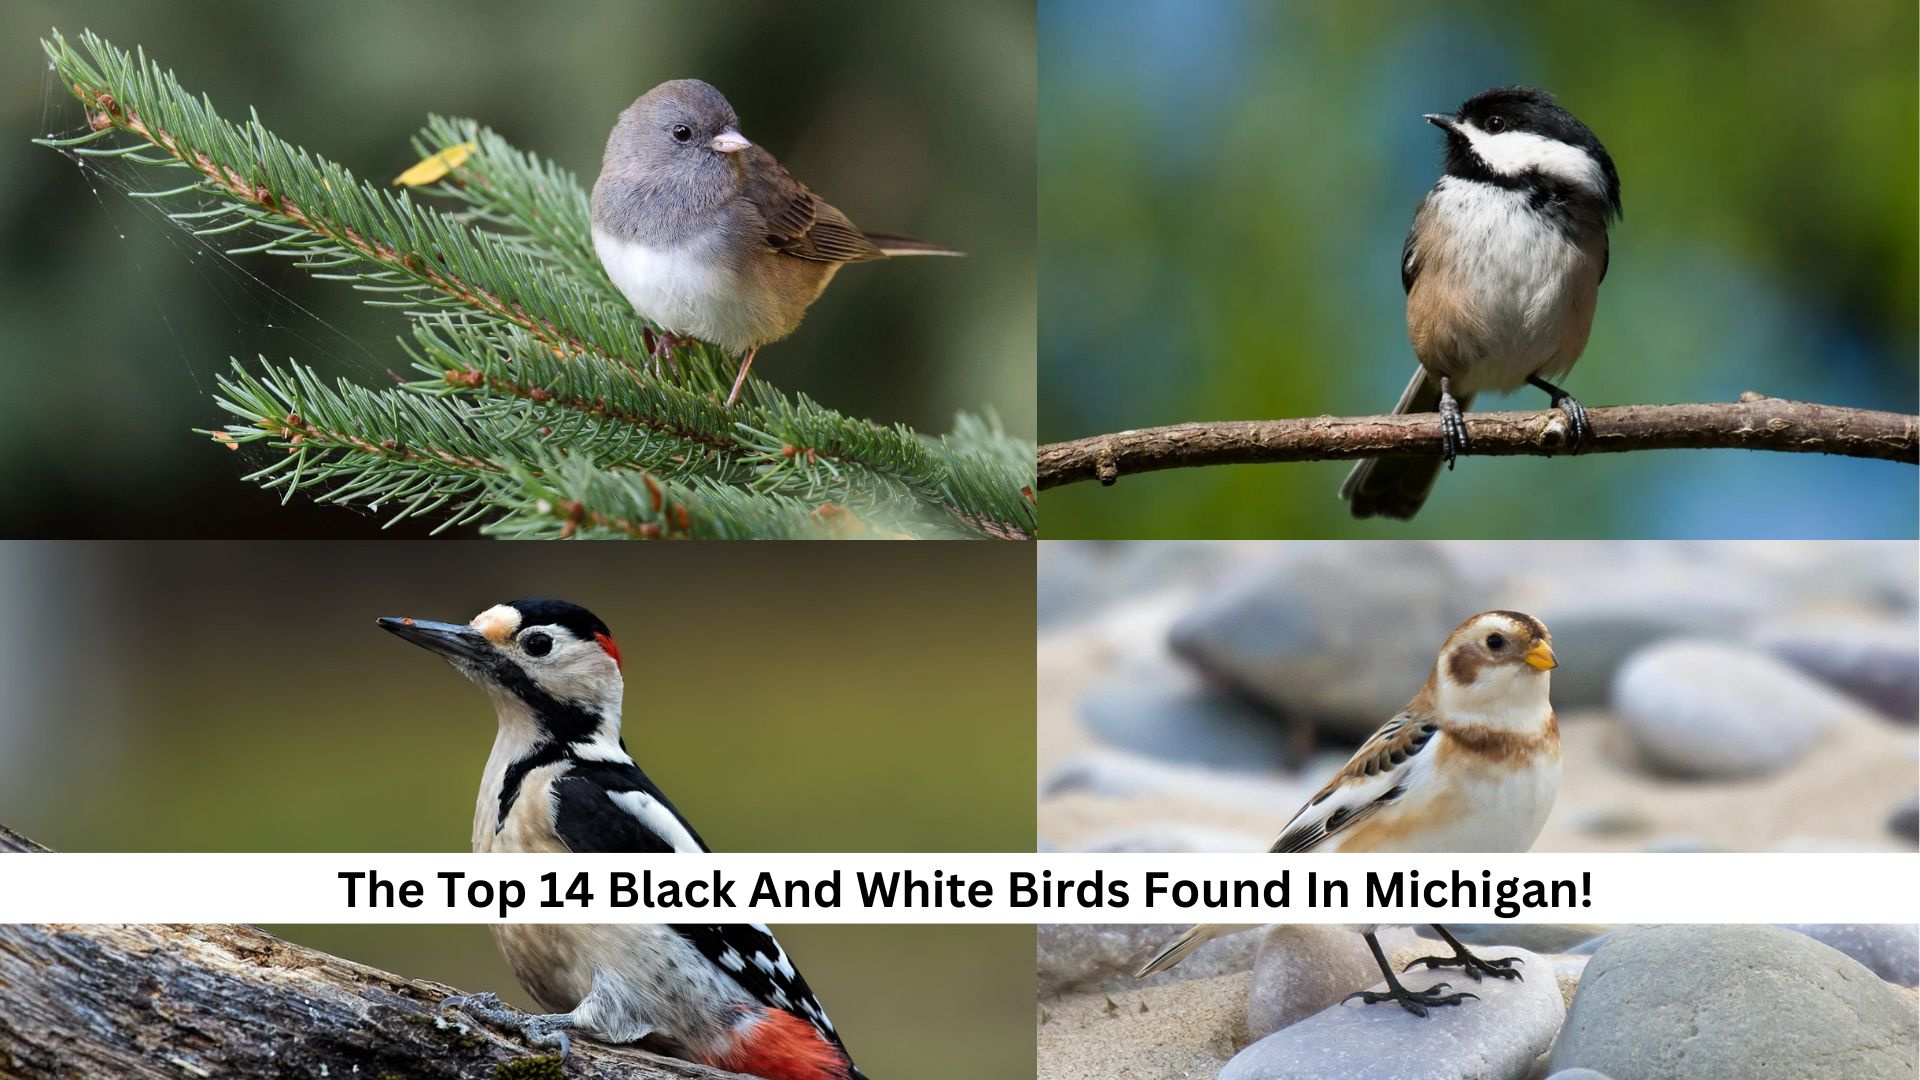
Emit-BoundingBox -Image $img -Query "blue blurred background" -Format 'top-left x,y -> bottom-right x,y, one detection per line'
1038,0 -> 1918,538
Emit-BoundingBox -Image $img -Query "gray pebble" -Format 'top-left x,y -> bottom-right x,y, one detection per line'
1611,640 -> 1867,778
1245,925 -> 1416,1039
1169,543 -> 1472,739
1078,659 -> 1295,773
1549,924 -> 1919,1079
1754,616 -> 1919,722
1220,947 -> 1562,1080
1775,924 -> 1919,987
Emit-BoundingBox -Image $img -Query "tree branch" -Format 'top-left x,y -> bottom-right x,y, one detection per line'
1037,393 -> 1920,490
0,824 -> 742,1080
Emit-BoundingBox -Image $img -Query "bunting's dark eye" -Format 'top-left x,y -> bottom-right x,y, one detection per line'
1485,115 -> 1507,133
523,631 -> 553,657
1486,633 -> 1506,651
671,124 -> 693,143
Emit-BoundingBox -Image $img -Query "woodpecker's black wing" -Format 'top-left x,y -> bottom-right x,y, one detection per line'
675,923 -> 850,1052
546,755 -> 850,1055
550,759 -> 711,854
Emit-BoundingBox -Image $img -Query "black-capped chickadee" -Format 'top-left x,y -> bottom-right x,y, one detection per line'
1342,87 -> 1621,520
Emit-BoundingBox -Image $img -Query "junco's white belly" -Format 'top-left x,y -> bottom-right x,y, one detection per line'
593,226 -> 776,354
1413,180 -> 1602,394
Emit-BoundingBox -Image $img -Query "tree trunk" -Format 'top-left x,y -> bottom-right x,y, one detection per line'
0,825 -> 736,1080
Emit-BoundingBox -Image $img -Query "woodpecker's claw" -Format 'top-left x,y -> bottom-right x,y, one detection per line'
440,991 -> 575,1059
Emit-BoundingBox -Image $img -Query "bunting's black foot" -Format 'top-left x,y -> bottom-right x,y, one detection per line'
1344,980 -> 1477,1017
1405,925 -> 1527,983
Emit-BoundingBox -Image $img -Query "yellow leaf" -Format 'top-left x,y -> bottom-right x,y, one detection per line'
393,141 -> 477,186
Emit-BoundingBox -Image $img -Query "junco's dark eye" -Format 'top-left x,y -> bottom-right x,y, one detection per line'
1485,115 -> 1507,133
1485,633 -> 1506,651
671,124 -> 693,143
523,631 -> 553,657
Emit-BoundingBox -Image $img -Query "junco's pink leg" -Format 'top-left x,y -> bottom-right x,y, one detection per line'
724,347 -> 758,409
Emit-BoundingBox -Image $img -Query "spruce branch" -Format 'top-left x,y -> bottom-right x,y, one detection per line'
39,29 -> 1034,539
1037,394 -> 1920,490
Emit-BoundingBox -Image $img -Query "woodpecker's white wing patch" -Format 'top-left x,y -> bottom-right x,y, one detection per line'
606,790 -> 703,854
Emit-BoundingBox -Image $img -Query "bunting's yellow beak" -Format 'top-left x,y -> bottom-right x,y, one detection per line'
1524,640 -> 1559,671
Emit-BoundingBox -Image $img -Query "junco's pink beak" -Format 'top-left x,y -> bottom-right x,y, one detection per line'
710,127 -> 750,154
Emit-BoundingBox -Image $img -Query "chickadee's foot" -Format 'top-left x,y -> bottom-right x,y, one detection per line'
1528,375 -> 1590,451
1344,979 -> 1477,1017
1404,948 -> 1525,982
1438,377 -> 1469,470
439,991 -> 575,1058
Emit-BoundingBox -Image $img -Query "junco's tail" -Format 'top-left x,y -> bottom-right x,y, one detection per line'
1136,923 -> 1237,977
1340,368 -> 1470,520
860,230 -> 963,257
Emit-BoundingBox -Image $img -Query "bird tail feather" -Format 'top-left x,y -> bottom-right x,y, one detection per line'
1136,923 -> 1227,978
860,230 -> 964,257
1339,368 -> 1469,521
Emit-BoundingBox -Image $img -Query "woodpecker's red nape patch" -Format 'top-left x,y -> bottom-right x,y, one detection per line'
713,1008 -> 850,1080
594,631 -> 623,671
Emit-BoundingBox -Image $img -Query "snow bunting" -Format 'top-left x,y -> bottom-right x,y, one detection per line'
1135,610 -> 1562,1015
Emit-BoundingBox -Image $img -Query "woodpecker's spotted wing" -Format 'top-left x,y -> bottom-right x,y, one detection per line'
546,751 -> 851,1056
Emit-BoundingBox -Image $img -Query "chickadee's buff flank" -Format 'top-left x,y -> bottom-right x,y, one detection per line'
381,598 -> 867,1080
1343,87 -> 1622,520
1137,611 -> 1562,1015
590,79 -> 959,408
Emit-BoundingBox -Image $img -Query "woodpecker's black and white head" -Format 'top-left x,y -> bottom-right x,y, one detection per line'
379,598 -> 626,749
1426,86 -> 1621,224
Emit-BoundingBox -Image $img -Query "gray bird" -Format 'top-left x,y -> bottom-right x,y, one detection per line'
590,79 -> 959,408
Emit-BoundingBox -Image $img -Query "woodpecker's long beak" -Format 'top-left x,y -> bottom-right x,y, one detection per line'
1425,113 -> 1462,135
1524,640 -> 1559,671
378,617 -> 491,663
710,127 -> 750,154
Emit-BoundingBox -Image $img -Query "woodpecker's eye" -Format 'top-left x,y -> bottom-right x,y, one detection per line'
522,631 -> 553,657
671,124 -> 693,143
1485,115 -> 1507,133
1486,633 -> 1506,651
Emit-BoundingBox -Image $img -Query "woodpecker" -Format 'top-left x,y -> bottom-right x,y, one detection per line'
380,597 -> 867,1080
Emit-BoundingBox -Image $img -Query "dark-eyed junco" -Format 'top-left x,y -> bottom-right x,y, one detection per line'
590,79 -> 959,407
1341,87 -> 1620,520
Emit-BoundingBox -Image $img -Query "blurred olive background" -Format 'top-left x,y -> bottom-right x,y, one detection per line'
1039,0 -> 1918,539
0,541 -> 1036,1078
2,0 -> 1035,538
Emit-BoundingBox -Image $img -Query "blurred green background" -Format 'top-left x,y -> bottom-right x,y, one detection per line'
2,0 -> 1035,538
1039,0 -> 1918,539
0,541 -> 1036,1078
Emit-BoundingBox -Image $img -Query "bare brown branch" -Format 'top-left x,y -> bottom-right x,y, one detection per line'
1037,394 -> 1919,490
0,825 -> 741,1080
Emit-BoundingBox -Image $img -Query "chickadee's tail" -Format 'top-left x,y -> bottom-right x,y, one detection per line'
1339,368 -> 1470,521
860,230 -> 964,257
1135,923 -> 1227,978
